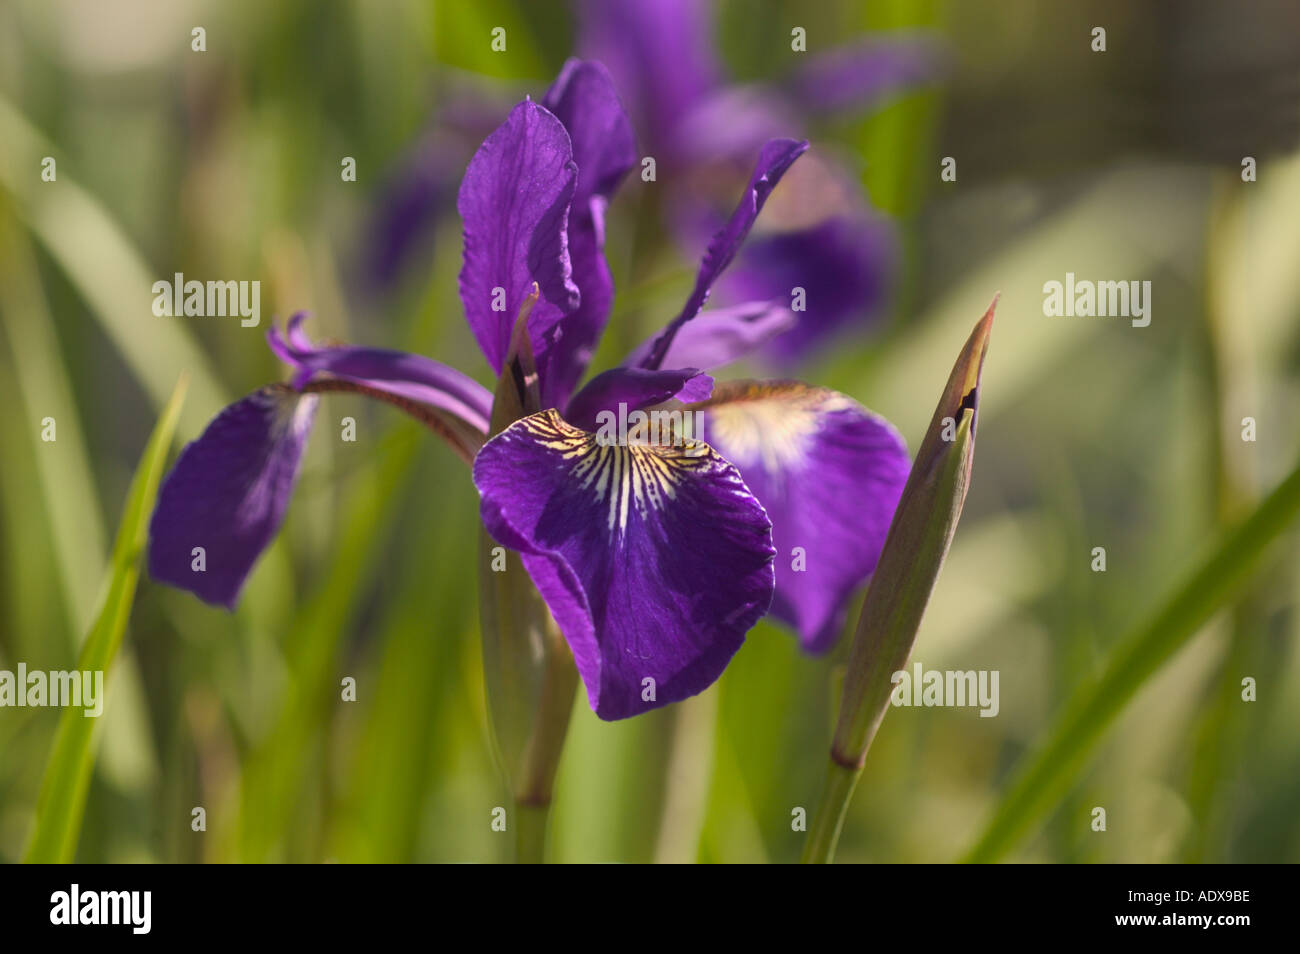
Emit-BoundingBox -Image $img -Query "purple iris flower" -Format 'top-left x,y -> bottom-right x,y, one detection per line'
360,0 -> 934,363
148,60 -> 910,720
578,0 -> 937,362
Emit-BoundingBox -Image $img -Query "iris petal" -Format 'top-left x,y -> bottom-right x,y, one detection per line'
788,37 -> 941,116
457,100 -> 580,376
575,0 -> 722,156
723,215 -> 897,362
564,366 -> 712,431
544,59 -> 638,218
539,59 -> 639,409
693,381 -> 909,652
622,299 -> 796,371
641,138 -> 808,369
474,409 -> 775,720
148,387 -> 318,610
267,313 -> 492,435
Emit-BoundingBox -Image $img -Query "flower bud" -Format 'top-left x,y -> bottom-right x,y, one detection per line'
831,296 -> 996,768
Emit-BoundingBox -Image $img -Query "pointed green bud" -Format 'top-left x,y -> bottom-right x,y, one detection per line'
831,296 -> 996,769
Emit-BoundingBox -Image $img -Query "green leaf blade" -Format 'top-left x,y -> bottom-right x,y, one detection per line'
23,376 -> 188,863
963,456 -> 1300,863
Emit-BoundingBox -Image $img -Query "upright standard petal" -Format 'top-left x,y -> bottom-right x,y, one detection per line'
693,381 -> 909,653
148,387 -> 318,610
457,100 -> 580,376
540,59 -> 638,409
641,138 -> 808,370
543,59 -> 638,215
474,410 -> 776,720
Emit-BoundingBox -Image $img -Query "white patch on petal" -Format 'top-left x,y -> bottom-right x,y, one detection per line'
267,385 -> 319,440
704,385 -> 847,474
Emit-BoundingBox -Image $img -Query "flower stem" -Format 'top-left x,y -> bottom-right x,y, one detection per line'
802,304 -> 995,864
479,527 -> 578,864
801,760 -> 863,864
515,802 -> 551,865
481,285 -> 575,863
510,625 -> 578,864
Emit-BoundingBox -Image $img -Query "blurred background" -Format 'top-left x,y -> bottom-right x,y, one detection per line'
2,0 -> 1299,863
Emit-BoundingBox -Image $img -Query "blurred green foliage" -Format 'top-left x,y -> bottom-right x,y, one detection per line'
0,0 -> 1297,863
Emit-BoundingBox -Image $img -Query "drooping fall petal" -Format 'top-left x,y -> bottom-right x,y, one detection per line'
268,313 -> 493,435
724,215 -> 897,362
694,381 -> 910,651
474,409 -> 776,720
148,387 -> 317,610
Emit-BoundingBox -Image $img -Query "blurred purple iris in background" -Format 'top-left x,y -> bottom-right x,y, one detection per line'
578,0 -> 936,362
363,0 -> 935,363
149,60 -> 910,720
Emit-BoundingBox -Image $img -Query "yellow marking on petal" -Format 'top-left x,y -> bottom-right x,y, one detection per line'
513,410 -> 716,539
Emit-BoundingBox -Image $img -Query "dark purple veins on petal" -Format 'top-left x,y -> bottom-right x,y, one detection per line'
473,409 -> 775,720
543,59 -> 638,216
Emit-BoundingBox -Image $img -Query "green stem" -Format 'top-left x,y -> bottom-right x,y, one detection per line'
963,454 -> 1300,863
802,307 -> 994,864
514,634 -> 578,810
516,802 -> 551,865
479,526 -> 579,864
801,760 -> 863,864
510,632 -> 578,864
